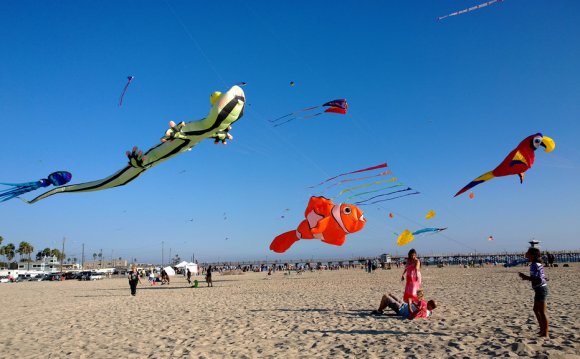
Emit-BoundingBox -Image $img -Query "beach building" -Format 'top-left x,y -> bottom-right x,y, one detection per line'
83,259 -> 128,270
16,255 -> 61,274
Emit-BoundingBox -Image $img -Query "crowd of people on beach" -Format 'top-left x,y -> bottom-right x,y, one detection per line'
122,243 -> 552,338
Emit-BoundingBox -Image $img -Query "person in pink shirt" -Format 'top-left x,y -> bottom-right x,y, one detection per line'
401,248 -> 422,302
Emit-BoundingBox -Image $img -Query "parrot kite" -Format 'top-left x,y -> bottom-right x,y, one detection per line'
455,133 -> 555,197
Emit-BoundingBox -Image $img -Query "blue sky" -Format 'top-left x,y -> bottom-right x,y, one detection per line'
1,0 -> 579,264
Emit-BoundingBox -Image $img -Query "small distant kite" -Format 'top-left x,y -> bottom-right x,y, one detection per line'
269,196 -> 366,253
437,0 -> 504,21
119,76 -> 134,106
469,192 -> 475,199
270,99 -> 348,127
389,213 -> 394,219
290,81 -> 295,87
1,171 -> 72,202
425,210 -> 436,219
488,235 -> 494,241
455,133 -> 555,197
397,227 -> 447,246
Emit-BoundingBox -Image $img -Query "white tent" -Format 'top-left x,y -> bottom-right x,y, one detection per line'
163,266 -> 176,276
175,261 -> 189,268
185,263 -> 199,275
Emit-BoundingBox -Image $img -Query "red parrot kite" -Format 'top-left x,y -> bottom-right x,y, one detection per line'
455,133 -> 555,197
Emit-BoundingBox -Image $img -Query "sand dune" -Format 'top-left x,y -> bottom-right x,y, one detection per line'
0,265 -> 578,358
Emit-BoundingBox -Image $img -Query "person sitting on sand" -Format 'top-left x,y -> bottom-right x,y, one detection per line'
371,290 -> 436,319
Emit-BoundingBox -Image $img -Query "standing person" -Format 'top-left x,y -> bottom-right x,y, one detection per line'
128,265 -> 142,296
401,248 -> 422,302
187,268 -> 192,285
206,265 -> 213,287
519,247 -> 549,337
546,252 -> 555,267
149,269 -> 156,286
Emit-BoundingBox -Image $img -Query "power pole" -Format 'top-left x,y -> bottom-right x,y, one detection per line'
161,241 -> 164,267
81,243 -> 85,269
60,237 -> 65,273
100,248 -> 103,269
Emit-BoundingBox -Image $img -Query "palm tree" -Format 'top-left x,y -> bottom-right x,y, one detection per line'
4,243 -> 16,263
98,252 -> 102,268
0,246 -> 5,268
93,253 -> 97,262
18,242 -> 34,270
0,235 -> 3,246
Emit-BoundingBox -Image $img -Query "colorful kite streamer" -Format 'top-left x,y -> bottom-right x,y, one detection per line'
437,0 -> 504,21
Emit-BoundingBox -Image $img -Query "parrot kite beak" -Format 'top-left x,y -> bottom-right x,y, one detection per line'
541,136 -> 556,153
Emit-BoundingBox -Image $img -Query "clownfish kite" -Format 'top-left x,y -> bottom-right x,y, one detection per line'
269,196 -> 366,253
455,133 -> 555,197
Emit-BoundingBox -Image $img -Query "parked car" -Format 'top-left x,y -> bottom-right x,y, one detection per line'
46,273 -> 63,281
0,276 -> 9,283
78,271 -> 92,281
89,272 -> 104,281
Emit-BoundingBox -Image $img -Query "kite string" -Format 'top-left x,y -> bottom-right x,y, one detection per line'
162,0 -> 227,87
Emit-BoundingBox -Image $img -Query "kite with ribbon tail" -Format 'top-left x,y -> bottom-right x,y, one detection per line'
437,0 -> 504,21
308,163 -> 387,189
119,76 -> 134,106
397,227 -> 447,247
18,85 -> 245,204
1,171 -> 72,202
270,99 -> 348,127
352,187 -> 420,206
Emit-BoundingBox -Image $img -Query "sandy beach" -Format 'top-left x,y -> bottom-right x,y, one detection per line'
0,265 -> 578,358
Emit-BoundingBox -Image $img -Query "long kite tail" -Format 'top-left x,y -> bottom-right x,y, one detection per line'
119,76 -> 134,107
437,0 -> 502,21
308,163 -> 388,189
454,171 -> 495,197
269,106 -> 321,123
0,182 -> 42,202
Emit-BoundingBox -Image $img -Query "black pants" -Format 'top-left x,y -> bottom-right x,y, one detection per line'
129,280 -> 138,295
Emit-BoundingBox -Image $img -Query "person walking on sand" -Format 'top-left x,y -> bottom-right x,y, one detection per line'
128,265 -> 142,296
206,265 -> 213,287
187,268 -> 192,285
401,248 -> 422,302
519,247 -> 549,337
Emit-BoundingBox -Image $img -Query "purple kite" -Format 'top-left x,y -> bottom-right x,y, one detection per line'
1,171 -> 72,202
119,76 -> 135,106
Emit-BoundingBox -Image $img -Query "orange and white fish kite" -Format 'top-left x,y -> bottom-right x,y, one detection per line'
269,196 -> 366,253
